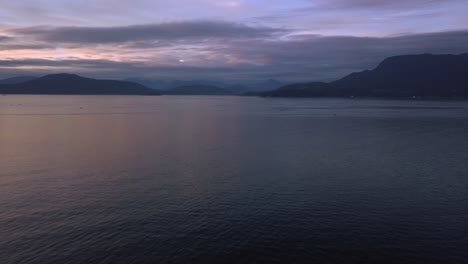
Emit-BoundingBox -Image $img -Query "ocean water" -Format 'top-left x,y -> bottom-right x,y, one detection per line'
1,96 -> 468,264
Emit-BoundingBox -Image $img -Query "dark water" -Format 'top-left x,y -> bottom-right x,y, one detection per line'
1,96 -> 468,264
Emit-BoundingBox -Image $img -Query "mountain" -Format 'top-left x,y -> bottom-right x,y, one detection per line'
125,78 -> 227,90
261,54 -> 468,98
0,76 -> 37,84
255,79 -> 285,91
164,85 -> 234,95
125,77 -> 285,93
124,78 -> 173,90
0,73 -> 161,95
226,79 -> 285,94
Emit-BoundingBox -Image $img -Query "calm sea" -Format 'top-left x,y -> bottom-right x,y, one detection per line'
1,96 -> 468,264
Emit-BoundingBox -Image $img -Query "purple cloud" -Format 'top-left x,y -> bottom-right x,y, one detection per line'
12,21 -> 288,44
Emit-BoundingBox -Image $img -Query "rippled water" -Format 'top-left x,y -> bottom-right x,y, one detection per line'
1,96 -> 468,264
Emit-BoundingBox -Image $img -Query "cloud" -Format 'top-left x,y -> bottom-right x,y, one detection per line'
254,0 -> 468,37
0,36 -> 12,42
0,58 -> 264,80
1,29 -> 467,81
217,30 -> 468,80
302,0 -> 458,10
11,21 -> 288,44
0,44 -> 53,51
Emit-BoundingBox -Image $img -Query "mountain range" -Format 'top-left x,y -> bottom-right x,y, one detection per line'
260,54 -> 468,98
0,76 -> 37,85
125,78 -> 284,93
164,85 -> 234,95
0,74 -> 161,95
0,74 -> 283,95
2,54 -> 467,98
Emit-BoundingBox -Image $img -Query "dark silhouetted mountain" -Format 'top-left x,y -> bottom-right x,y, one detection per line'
331,54 -> 468,97
164,85 -> 234,95
0,73 -> 161,95
261,54 -> 468,98
0,76 -> 37,84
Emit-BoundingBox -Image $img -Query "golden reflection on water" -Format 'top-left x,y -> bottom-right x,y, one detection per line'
0,95 -> 242,178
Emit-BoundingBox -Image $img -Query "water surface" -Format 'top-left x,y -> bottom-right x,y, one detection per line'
1,96 -> 468,263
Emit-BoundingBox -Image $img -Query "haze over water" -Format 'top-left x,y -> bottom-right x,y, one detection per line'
1,96 -> 468,263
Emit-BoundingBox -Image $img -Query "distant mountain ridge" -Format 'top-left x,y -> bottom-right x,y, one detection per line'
3,54 -> 467,97
259,82 -> 331,97
260,54 -> 468,98
0,76 -> 37,84
164,85 -> 234,95
125,78 -> 285,93
0,73 -> 161,95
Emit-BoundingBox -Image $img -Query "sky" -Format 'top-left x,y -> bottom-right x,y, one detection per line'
0,0 -> 467,81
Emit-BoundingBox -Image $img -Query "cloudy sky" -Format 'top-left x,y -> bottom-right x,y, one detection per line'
0,0 -> 467,81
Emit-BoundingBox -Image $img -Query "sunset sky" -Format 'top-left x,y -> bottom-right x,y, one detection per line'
1,0 -> 467,81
